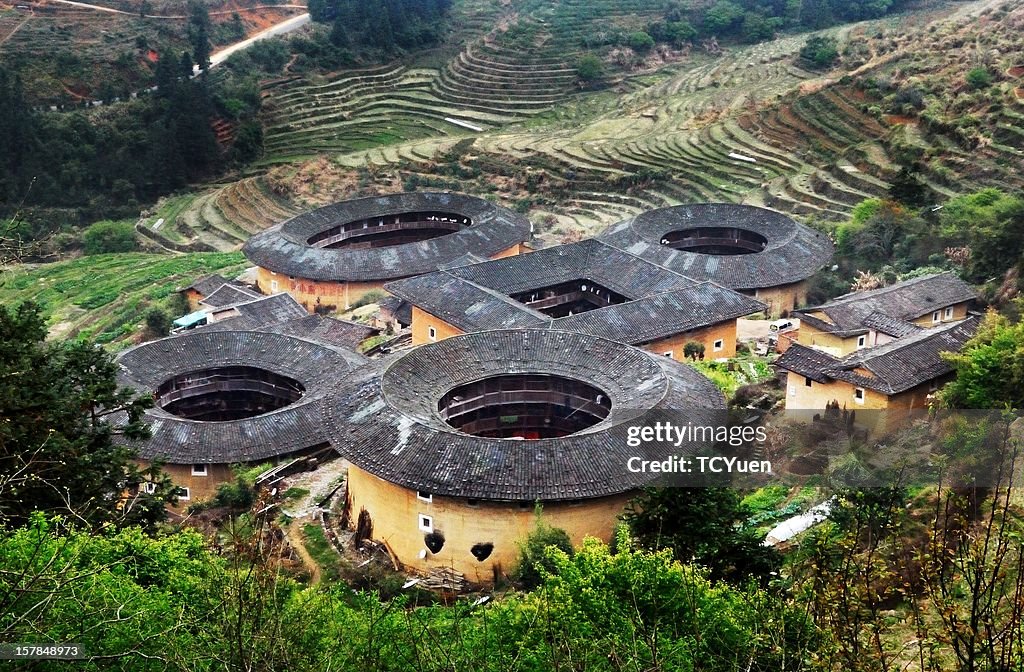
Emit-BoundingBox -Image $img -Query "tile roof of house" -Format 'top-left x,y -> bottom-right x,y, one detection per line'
116,330 -> 367,464
179,273 -> 233,296
776,316 -> 979,395
198,283 -> 261,308
242,192 -> 531,282
322,329 -> 726,501
598,203 -> 834,290
201,293 -> 379,350
795,273 -> 976,337
385,239 -> 766,343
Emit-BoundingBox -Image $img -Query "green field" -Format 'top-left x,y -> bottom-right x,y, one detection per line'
0,252 -> 249,347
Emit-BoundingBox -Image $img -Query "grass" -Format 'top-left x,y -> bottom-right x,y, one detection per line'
283,487 -> 310,502
0,252 -> 248,347
302,522 -> 343,583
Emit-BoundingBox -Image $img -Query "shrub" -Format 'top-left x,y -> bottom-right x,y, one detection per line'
82,220 -> 137,255
514,511 -> 574,590
627,31 -> 655,53
966,67 -> 992,90
144,307 -> 172,338
799,36 -> 839,69
576,53 -> 604,83
683,341 -> 706,360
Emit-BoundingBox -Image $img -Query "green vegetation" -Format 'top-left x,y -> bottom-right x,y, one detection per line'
82,220 -> 138,255
800,36 -> 839,69
966,66 -> 993,90
575,53 -> 604,83
302,522 -> 343,582
941,306 -> 1024,410
624,487 -> 779,584
0,252 -> 247,346
0,303 -> 175,529
513,512 -> 574,589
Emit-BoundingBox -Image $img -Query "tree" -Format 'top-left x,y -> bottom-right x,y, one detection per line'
702,0 -> 743,35
0,302 -> 174,529
799,35 -> 839,69
624,487 -> 780,584
627,31 -> 655,53
942,307 -> 1024,410
683,340 -> 705,360
82,219 -> 137,254
144,307 -> 173,338
188,0 -> 212,71
740,12 -> 780,43
575,53 -> 603,84
940,188 -> 1024,282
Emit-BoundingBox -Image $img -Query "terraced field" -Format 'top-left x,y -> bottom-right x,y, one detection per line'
137,176 -> 302,252
160,0 -> 1023,248
0,252 -> 248,346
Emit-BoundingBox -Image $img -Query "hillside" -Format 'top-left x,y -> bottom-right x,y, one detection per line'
0,0 -> 305,104
131,0 -> 1023,255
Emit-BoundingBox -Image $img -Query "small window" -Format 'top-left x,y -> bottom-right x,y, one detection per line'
192,464 -> 207,476
143,482 -> 157,495
177,486 -> 191,501
804,376 -> 813,388
417,491 -> 432,503
428,326 -> 437,341
288,275 -> 295,280
270,280 -> 279,292
466,499 -> 479,508
932,310 -> 941,323
944,306 -> 954,319
857,335 -> 866,348
418,514 -> 433,533
517,501 -> 531,510
270,271 -> 277,276
854,387 -> 865,404
663,351 -> 673,358
713,339 -> 724,352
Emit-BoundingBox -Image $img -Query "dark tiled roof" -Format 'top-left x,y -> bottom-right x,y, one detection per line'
386,272 -> 548,332
322,329 -> 726,501
553,283 -> 764,345
377,296 -> 413,326
242,192 -> 530,282
796,273 -> 976,336
598,203 -> 834,290
180,274 -> 233,296
116,330 -> 367,464
777,317 -> 979,394
201,293 -> 378,350
859,311 -> 922,338
199,283 -> 261,308
385,239 -> 765,343
271,315 -> 379,351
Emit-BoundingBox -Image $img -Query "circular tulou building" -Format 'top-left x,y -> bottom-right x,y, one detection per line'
242,192 -> 532,312
116,330 -> 365,504
323,329 -> 725,584
598,203 -> 834,316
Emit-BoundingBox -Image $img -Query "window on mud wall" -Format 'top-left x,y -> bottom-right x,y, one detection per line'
419,514 -> 433,533
428,326 -> 437,341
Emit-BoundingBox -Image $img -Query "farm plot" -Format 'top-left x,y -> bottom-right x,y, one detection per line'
0,252 -> 249,346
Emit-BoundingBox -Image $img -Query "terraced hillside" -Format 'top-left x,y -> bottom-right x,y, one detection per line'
137,176 -> 302,252
0,252 -> 248,347
156,0 -> 1021,250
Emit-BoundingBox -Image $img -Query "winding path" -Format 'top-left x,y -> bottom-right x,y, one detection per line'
31,0 -> 307,20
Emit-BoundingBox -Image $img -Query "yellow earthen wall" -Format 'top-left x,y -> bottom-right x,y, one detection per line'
137,461 -> 235,509
254,243 -> 524,313
643,320 -> 738,360
411,307 -> 464,345
347,465 -> 632,584
753,280 -> 808,317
